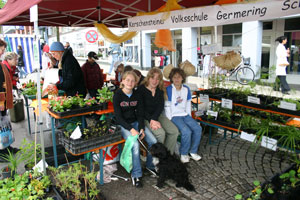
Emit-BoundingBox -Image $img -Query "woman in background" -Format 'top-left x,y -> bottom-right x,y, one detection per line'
274,36 -> 290,94
0,39 -> 19,161
2,52 -> 19,90
17,45 -> 27,79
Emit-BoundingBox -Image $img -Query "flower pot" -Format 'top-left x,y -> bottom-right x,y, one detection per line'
0,166 -> 14,179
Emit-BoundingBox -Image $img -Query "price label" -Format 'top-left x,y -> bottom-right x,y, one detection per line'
279,101 -> 296,111
221,98 -> 233,110
200,94 -> 209,103
207,110 -> 218,119
247,96 -> 260,104
240,131 -> 256,142
261,136 -> 277,151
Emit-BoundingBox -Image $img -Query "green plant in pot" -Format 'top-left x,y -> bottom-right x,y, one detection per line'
0,170 -> 52,199
18,139 -> 44,170
97,87 -> 113,109
0,148 -> 22,178
49,162 -> 103,200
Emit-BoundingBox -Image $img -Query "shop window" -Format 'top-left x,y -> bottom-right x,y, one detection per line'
134,46 -> 139,62
223,23 -> 242,34
200,27 -> 212,46
285,31 -> 300,75
222,23 -> 242,47
263,22 -> 273,30
285,17 -> 300,31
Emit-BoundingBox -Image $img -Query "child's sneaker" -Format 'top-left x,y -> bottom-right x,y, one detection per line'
189,153 -> 202,161
180,155 -> 190,163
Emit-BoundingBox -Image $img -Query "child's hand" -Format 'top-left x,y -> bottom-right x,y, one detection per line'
130,128 -> 139,136
139,129 -> 145,140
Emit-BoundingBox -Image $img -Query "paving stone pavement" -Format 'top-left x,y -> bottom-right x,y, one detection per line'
147,130 -> 292,200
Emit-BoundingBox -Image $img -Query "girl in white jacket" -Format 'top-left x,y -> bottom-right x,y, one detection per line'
165,68 -> 202,163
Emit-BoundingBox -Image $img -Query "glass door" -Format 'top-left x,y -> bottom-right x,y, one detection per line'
286,31 -> 300,74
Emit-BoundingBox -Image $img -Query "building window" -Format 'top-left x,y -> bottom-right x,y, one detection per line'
200,27 -> 212,46
263,21 -> 273,30
222,23 -> 242,47
285,17 -> 300,31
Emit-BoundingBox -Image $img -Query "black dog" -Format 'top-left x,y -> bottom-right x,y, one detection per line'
150,143 -> 195,191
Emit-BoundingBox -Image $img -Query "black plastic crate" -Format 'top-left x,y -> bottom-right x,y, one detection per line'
49,104 -> 103,117
58,129 -> 122,155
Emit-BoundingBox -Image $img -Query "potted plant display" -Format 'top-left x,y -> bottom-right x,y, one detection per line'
0,149 -> 22,179
49,163 -> 106,200
96,87 -> 113,110
0,170 -> 53,199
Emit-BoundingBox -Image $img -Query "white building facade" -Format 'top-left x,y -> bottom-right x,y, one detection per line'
47,16 -> 300,84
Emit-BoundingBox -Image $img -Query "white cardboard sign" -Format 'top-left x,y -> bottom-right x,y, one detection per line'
279,101 -> 297,111
247,96 -> 260,105
240,131 -> 256,143
221,98 -> 233,110
207,110 -> 218,119
200,94 -> 209,103
261,136 -> 277,151
70,126 -> 82,140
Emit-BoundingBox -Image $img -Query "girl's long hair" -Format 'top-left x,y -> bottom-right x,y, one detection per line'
142,67 -> 167,99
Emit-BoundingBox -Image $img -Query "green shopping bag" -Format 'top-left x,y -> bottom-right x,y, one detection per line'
120,135 -> 138,173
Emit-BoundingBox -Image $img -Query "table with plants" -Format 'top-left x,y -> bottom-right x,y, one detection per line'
20,80 -> 65,135
46,87 -> 124,185
194,85 -> 300,199
0,138 -> 106,199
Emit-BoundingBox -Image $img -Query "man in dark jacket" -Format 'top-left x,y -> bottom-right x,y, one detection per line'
81,51 -> 104,98
50,42 -> 86,97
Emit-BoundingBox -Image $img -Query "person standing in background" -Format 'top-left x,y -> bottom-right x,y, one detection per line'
0,39 -> 19,161
274,36 -> 290,94
64,42 -> 73,55
17,45 -> 27,79
108,43 -> 121,75
50,41 -> 86,97
2,52 -> 19,90
81,51 -> 104,98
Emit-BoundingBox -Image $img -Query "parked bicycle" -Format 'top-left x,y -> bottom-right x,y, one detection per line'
226,57 -> 255,85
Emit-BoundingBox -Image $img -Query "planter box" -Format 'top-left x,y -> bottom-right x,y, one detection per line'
44,145 -> 84,167
53,185 -> 106,200
49,104 -> 103,117
58,129 -> 122,155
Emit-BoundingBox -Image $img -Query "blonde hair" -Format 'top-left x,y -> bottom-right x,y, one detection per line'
143,67 -> 164,90
4,52 -> 18,61
142,67 -> 167,99
120,71 -> 138,89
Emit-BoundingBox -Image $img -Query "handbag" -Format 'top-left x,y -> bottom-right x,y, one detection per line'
0,116 -> 14,149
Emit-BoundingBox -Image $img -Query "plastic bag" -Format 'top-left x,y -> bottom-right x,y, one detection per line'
0,116 -> 14,149
120,135 -> 138,173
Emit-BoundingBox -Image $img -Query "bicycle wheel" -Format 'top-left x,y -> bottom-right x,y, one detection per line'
236,66 -> 255,85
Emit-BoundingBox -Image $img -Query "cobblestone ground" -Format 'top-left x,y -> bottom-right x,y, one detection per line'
148,131 -> 292,200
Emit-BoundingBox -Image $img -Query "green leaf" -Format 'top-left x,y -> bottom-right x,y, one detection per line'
267,188 -> 274,194
253,180 -> 260,186
256,188 -> 262,194
235,194 -> 243,200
